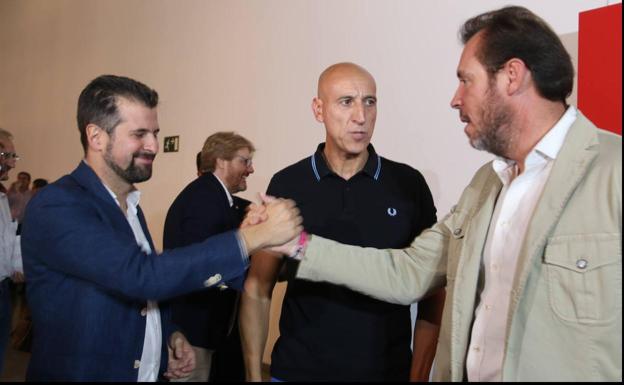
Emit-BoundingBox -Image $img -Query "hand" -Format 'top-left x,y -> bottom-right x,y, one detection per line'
269,234 -> 300,257
259,195 -> 303,246
241,202 -> 268,228
11,271 -> 24,283
239,195 -> 303,253
163,331 -> 195,380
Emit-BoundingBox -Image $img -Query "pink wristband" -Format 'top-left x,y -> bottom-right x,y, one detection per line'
291,231 -> 308,260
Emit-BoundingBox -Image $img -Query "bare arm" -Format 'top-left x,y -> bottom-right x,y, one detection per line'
410,288 -> 446,382
239,250 -> 283,381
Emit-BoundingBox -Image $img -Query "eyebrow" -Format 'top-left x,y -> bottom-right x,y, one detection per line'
132,127 -> 160,133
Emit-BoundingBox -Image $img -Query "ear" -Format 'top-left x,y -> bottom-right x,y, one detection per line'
502,58 -> 530,95
215,157 -> 227,171
311,97 -> 324,123
85,123 -> 107,152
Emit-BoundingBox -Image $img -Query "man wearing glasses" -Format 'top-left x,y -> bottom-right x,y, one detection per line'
0,128 -> 23,376
164,131 -> 256,381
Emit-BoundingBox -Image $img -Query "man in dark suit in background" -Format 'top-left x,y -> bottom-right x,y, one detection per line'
164,132 -> 256,381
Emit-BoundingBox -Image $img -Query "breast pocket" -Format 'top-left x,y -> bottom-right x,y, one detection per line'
544,233 -> 621,324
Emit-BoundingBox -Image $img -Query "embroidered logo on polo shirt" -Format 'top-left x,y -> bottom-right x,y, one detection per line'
387,207 -> 397,216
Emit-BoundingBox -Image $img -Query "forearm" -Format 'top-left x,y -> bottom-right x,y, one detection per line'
410,288 -> 445,381
239,291 -> 272,381
410,319 -> 441,382
297,232 -> 447,305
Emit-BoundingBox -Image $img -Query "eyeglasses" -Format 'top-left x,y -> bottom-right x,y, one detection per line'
0,152 -> 19,161
234,155 -> 253,167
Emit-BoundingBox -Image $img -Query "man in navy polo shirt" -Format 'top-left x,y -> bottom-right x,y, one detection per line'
240,62 -> 445,381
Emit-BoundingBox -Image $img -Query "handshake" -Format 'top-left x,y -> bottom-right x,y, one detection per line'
238,194 -> 304,257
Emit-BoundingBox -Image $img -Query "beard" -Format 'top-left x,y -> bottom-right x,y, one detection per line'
470,86 -> 516,158
104,142 -> 154,184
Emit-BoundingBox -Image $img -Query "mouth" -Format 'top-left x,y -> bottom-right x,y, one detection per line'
350,131 -> 368,140
135,154 -> 156,165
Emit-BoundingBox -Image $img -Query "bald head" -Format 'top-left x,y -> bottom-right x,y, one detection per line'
312,62 -> 377,162
317,62 -> 376,99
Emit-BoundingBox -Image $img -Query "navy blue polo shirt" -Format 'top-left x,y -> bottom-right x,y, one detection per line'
267,143 -> 437,381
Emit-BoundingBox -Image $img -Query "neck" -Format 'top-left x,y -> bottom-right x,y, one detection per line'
212,170 -> 234,195
85,155 -> 133,212
323,144 -> 369,180
507,101 -> 567,174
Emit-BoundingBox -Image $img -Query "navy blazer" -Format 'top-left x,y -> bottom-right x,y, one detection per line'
20,161 -> 248,381
163,173 -> 250,349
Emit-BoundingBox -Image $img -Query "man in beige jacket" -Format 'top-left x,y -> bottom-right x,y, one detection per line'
264,5 -> 621,382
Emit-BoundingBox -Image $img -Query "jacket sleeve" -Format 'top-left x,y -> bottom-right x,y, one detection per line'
21,188 -> 248,302
296,219 -> 449,305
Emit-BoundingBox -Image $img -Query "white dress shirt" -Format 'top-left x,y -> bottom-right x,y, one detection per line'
0,192 -> 21,280
105,186 -> 162,382
213,173 -> 234,207
466,106 -> 578,381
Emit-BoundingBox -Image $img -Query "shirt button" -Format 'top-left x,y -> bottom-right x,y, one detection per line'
473,346 -> 480,352
485,304 -> 492,310
204,274 -> 222,287
576,258 -> 588,269
133,360 -> 141,369
140,307 -> 147,316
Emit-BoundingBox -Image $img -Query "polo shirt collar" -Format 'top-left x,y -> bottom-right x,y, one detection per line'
310,143 -> 381,181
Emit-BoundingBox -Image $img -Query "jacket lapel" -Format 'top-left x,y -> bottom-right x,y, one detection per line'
71,161 -> 142,242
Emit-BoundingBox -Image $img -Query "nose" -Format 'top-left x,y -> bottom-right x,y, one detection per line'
351,101 -> 366,125
144,133 -> 159,153
450,86 -> 462,110
247,163 -> 254,174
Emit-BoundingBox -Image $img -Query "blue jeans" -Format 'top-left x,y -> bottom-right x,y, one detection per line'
0,278 -> 12,376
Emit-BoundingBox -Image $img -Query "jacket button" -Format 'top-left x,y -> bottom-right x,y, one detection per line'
453,228 -> 462,236
576,258 -> 588,269
204,274 -> 222,287
133,360 -> 141,369
140,307 -> 147,316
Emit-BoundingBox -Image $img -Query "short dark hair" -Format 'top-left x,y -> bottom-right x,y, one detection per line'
18,171 -> 31,181
77,75 -> 159,152
200,132 -> 255,173
460,6 -> 574,103
196,151 -> 203,174
32,178 -> 48,189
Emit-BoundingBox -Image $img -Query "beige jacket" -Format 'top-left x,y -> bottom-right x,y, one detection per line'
297,112 -> 622,381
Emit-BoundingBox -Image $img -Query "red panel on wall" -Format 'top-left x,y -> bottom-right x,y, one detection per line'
578,3 -> 622,135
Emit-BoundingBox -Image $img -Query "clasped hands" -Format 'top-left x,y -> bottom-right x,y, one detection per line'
240,194 -> 302,256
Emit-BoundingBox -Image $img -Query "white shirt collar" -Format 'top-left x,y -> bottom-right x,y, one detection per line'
213,173 -> 234,207
103,184 -> 141,215
492,106 -> 577,183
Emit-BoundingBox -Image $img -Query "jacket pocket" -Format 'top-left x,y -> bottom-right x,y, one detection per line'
544,233 -> 621,324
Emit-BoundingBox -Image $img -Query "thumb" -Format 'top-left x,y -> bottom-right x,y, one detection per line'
174,337 -> 184,359
261,193 -> 277,204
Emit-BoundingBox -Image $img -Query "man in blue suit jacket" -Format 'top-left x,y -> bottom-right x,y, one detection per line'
20,75 -> 302,381
164,132 -> 256,381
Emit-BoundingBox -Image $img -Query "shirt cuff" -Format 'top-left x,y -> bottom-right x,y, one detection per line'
235,230 -> 250,267
12,235 -> 23,273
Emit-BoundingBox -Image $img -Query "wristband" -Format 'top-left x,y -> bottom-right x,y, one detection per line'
290,231 -> 308,260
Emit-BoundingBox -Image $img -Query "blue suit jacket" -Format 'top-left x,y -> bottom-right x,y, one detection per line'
163,173 -> 250,349
21,161 -> 248,381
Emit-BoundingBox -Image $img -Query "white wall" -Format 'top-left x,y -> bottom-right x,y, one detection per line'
1,0 -> 617,365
